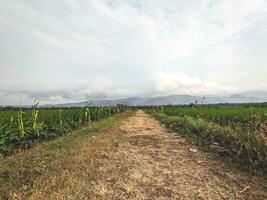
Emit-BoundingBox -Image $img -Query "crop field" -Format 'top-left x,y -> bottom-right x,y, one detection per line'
1,107 -> 267,199
0,105 -> 127,155
151,105 -> 267,177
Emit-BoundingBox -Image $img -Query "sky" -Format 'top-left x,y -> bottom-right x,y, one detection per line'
0,0 -> 267,105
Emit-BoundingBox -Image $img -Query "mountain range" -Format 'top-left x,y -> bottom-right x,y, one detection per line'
38,91 -> 267,107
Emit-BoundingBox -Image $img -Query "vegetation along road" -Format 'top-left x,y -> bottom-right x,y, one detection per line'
0,110 -> 266,199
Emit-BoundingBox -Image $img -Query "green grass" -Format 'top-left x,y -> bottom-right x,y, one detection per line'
162,106 -> 267,132
0,111 -> 131,199
148,106 -> 267,179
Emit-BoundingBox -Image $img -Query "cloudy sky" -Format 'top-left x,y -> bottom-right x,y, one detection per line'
0,0 -> 267,105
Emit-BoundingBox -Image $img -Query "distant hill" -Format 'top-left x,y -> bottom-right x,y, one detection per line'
237,91 -> 267,100
2,91 -> 267,107
36,90 -> 267,107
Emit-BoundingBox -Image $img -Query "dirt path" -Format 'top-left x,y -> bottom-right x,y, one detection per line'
27,110 -> 266,199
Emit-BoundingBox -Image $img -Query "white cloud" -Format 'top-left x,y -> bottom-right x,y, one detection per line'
86,77 -> 128,99
0,81 -> 87,105
202,43 -> 248,67
0,0 -> 267,104
150,72 -> 236,95
31,29 -> 68,48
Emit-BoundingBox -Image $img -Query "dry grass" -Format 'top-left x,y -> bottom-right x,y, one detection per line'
83,110 -> 267,200
2,110 -> 266,199
0,112 -> 132,199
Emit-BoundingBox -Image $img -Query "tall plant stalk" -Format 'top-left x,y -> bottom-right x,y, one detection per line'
32,100 -> 39,136
18,96 -> 25,138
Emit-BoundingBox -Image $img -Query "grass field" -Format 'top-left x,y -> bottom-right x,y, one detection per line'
150,105 -> 267,178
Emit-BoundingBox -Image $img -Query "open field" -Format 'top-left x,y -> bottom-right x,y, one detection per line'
2,1 -> 267,199
0,105 -> 127,155
150,105 -> 267,177
0,107 -> 266,199
0,111 -> 132,199
1,110 -> 266,199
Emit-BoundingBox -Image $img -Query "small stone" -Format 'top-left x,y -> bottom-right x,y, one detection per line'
188,148 -> 198,153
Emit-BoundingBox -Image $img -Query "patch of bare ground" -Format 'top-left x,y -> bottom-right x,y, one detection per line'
25,110 -> 266,199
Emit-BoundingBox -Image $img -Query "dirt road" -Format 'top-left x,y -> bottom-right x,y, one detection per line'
27,110 -> 266,199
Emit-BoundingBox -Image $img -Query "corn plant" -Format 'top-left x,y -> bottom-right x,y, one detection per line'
31,100 -> 39,136
17,96 -> 25,138
0,104 -> 127,155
